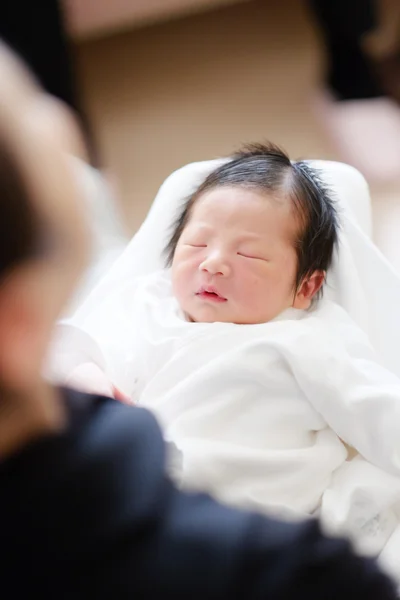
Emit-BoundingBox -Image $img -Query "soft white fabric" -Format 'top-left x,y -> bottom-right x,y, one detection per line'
65,158 -> 128,316
49,268 -> 400,577
47,158 -> 400,582
68,158 -> 400,378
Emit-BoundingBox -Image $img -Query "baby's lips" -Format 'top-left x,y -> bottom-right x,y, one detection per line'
196,285 -> 227,300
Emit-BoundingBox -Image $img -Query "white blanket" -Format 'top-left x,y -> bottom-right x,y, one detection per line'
48,269 -> 400,580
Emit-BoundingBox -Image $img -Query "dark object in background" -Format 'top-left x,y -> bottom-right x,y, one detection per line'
308,0 -> 384,100
0,0 -> 97,163
1,0 -> 78,111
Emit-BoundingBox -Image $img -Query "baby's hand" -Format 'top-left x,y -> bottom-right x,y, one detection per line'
66,363 -> 114,397
112,385 -> 132,404
66,363 -> 133,404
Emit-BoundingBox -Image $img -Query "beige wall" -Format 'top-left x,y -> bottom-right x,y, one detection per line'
75,0 -> 400,270
65,0 -> 251,39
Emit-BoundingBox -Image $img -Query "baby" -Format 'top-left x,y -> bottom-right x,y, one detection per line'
52,143 -> 400,569
167,143 -> 337,325
61,142 -> 337,408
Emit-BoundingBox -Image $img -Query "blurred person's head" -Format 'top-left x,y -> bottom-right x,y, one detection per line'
166,143 -> 338,324
0,43 -> 89,406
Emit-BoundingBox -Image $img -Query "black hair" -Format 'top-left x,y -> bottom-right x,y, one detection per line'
165,141 -> 339,291
0,135 -> 40,282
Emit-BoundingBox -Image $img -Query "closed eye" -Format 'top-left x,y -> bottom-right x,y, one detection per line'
237,252 -> 269,262
185,243 -> 207,248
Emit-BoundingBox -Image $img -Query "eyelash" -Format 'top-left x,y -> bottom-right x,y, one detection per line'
185,246 -> 268,261
237,252 -> 265,261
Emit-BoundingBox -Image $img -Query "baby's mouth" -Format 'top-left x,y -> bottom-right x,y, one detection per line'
196,286 -> 227,303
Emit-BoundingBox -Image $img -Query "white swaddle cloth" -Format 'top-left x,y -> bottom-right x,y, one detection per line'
65,158 -> 400,377
49,268 -> 400,579
48,159 -> 400,582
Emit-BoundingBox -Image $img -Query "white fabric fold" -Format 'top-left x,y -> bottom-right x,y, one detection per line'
47,159 -> 400,582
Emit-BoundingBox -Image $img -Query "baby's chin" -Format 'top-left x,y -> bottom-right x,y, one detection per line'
184,303 -> 274,325
185,303 -> 232,324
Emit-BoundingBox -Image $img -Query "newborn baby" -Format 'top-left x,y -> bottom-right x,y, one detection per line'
51,143 -> 400,568
167,143 -> 332,324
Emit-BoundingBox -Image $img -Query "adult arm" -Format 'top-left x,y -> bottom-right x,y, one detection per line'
1,389 -> 395,600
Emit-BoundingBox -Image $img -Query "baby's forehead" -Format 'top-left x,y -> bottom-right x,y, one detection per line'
191,185 -> 296,222
194,184 -> 293,208
187,185 -> 299,240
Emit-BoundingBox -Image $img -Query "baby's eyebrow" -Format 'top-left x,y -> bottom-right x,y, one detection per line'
186,223 -> 270,244
184,222 -> 213,234
189,222 -> 212,229
236,232 -> 266,242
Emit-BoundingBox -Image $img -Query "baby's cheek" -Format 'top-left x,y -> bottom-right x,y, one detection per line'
239,271 -> 268,306
246,271 -> 287,313
172,262 -> 194,305
172,274 -> 186,307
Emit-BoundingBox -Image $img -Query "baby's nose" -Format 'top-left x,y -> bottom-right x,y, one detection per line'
200,252 -> 230,277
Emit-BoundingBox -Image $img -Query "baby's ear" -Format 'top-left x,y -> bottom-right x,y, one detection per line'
293,270 -> 325,309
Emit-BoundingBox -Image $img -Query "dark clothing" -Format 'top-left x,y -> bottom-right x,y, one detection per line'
309,0 -> 384,100
1,388 -> 396,599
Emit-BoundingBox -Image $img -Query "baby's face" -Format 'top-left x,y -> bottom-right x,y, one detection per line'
172,186 -> 302,324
